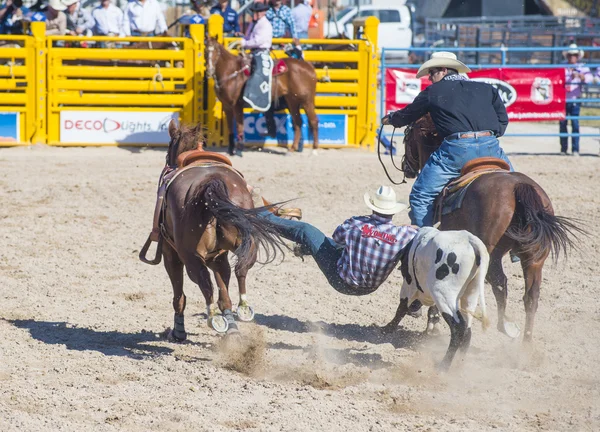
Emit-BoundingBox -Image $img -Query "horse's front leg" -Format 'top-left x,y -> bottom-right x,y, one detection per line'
224,105 -> 236,156
234,101 -> 245,156
207,253 -> 239,335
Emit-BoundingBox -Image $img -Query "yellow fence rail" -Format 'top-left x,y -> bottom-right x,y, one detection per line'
0,17 -> 378,148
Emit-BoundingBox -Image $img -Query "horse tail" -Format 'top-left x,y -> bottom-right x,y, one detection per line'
506,183 -> 585,264
184,177 -> 286,270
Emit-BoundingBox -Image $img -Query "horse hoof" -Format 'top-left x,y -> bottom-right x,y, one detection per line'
208,315 -> 229,333
236,304 -> 255,322
499,321 -> 521,339
168,329 -> 187,342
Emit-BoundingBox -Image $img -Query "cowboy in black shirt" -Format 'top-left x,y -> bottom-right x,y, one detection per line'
382,52 -> 514,227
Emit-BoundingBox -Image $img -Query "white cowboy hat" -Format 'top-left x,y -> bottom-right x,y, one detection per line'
416,52 -> 471,78
48,0 -> 67,10
61,0 -> 79,6
563,43 -> 584,59
364,186 -> 408,215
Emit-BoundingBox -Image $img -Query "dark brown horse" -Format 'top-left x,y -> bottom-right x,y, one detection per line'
158,121 -> 285,338
205,37 -> 319,154
383,114 -> 584,343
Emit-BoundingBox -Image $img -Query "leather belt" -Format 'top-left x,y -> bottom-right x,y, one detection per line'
457,131 -> 494,139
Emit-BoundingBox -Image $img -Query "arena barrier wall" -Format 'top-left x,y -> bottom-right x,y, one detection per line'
0,30 -> 39,146
0,17 -> 378,148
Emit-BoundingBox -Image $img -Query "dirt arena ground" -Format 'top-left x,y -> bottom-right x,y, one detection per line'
1,127 -> 598,431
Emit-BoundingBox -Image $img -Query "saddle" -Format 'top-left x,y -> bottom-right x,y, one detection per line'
242,59 -> 288,77
435,157 -> 510,222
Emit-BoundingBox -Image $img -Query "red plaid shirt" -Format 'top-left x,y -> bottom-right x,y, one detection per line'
332,214 -> 417,289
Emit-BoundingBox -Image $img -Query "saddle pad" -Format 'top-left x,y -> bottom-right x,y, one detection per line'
243,51 -> 273,112
273,59 -> 288,76
177,149 -> 232,168
435,169 -> 505,221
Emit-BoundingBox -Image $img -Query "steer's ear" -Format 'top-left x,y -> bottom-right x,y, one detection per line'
168,119 -> 178,138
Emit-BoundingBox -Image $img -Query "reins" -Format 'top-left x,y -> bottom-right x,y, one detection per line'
377,125 -> 406,185
206,42 -> 249,90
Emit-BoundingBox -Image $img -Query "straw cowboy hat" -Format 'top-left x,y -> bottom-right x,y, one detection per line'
416,52 -> 471,78
48,0 -> 67,11
364,186 -> 408,215
563,43 -> 584,60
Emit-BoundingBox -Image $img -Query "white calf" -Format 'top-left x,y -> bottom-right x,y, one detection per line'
386,227 -> 490,370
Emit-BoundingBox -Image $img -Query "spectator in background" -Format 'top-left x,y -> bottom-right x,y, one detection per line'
291,0 -> 311,40
45,0 -> 67,35
210,0 -> 241,37
560,43 -> 593,156
93,0 -> 124,36
63,0 -> 95,36
187,0 -> 211,19
0,0 -> 29,35
266,0 -> 298,46
122,0 -> 168,36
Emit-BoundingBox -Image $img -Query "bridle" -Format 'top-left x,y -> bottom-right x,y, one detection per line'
206,41 -> 250,91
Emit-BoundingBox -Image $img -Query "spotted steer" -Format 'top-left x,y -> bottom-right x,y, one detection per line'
388,227 -> 490,370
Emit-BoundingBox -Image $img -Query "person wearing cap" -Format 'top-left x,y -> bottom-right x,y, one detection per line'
267,0 -> 299,46
121,0 -> 168,37
561,43 -> 593,156
92,0 -> 124,37
45,0 -> 67,35
381,52 -> 513,228
253,185 -> 418,295
210,0 -> 241,37
241,1 -> 272,50
63,0 -> 95,37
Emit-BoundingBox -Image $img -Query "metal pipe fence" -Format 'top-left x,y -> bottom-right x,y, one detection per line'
380,46 -> 600,138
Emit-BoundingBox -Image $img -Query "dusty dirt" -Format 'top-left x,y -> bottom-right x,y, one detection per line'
0,139 -> 598,431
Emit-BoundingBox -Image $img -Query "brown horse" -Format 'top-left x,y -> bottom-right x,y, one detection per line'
205,37 -> 319,155
158,121 -> 285,338
383,114 -> 584,343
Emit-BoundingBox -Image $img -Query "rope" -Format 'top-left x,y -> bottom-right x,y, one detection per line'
377,125 -> 406,185
152,64 -> 165,91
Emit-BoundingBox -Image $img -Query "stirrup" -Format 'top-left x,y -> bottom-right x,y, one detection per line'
275,207 -> 302,220
139,234 -> 163,265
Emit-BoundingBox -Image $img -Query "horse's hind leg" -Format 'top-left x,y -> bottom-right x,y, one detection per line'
520,258 -> 545,343
286,98 -> 303,152
163,243 -> 187,341
234,246 -> 257,322
487,251 -> 521,339
303,101 -> 319,152
207,253 -> 239,334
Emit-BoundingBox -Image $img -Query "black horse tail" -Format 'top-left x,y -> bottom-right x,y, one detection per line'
185,177 -> 287,270
506,183 -> 585,264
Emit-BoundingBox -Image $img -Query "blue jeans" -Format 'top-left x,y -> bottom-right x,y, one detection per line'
559,102 -> 580,153
409,134 -> 514,227
259,211 -> 376,295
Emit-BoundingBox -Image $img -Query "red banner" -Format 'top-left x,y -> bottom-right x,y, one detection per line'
385,68 -> 566,122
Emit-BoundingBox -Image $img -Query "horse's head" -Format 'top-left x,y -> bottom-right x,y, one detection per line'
402,114 -> 442,178
166,120 -> 204,167
205,37 -> 221,78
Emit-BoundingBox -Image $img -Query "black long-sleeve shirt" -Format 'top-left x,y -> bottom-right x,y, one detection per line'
389,77 -> 509,138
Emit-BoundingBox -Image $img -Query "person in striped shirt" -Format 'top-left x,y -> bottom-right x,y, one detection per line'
255,185 -> 418,296
560,44 -> 593,156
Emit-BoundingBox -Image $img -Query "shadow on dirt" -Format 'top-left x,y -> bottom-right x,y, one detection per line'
9,319 -> 175,359
254,313 -> 426,351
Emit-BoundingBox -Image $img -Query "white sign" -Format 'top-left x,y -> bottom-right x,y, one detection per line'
393,70 -> 421,104
60,110 -> 179,144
